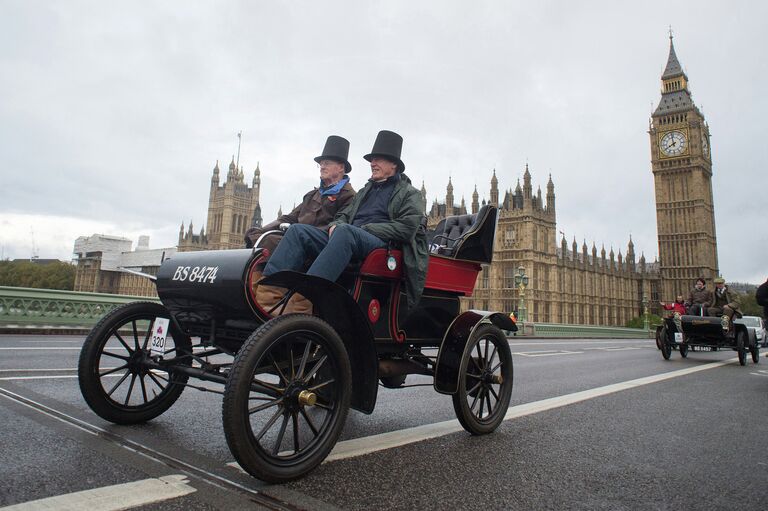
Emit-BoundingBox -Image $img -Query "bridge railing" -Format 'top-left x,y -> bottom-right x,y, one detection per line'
0,286 -> 159,331
0,286 -> 651,338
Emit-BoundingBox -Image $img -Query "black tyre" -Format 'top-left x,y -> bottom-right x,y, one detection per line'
655,326 -> 664,350
660,336 -> 672,360
736,330 -> 747,366
750,337 -> 760,364
222,314 -> 351,483
679,343 -> 688,358
78,302 -> 191,424
452,324 -> 513,435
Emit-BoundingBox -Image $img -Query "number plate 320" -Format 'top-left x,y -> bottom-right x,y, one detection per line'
150,318 -> 170,357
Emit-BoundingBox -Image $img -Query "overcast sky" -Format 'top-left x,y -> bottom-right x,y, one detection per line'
1,1 -> 765,284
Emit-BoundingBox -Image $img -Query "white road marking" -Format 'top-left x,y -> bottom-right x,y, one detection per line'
0,347 -> 82,350
0,474 -> 196,511
512,350 -> 583,357
322,357 -> 737,462
508,340 -> 651,346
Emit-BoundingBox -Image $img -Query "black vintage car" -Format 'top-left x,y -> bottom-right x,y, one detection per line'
77,205 -> 516,483
656,312 -> 759,365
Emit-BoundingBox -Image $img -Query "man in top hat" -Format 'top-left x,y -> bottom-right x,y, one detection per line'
245,135 -> 355,252
707,276 -> 742,330
262,130 -> 428,310
246,135 -> 356,314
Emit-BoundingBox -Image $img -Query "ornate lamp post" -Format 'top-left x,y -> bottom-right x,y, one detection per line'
642,294 -> 649,332
514,266 -> 529,323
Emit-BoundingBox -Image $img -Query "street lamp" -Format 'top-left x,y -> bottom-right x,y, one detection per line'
514,266 -> 529,323
642,294 -> 649,332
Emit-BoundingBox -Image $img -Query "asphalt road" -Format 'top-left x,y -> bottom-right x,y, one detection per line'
1,334 -> 767,510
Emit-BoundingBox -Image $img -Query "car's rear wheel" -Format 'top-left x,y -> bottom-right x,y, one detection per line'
736,330 -> 747,366
660,336 -> 672,360
749,337 -> 760,364
452,324 -> 513,435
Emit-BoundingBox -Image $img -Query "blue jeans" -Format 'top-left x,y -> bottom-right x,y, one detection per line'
263,223 -> 387,282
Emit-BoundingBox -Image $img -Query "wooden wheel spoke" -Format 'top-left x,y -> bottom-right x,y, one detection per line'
487,345 -> 498,367
485,391 -> 493,416
489,385 -> 500,402
469,357 -> 483,372
296,341 -> 313,380
142,319 -> 153,351
466,372 -> 482,380
303,355 -> 328,382
113,332 -> 133,354
107,371 -> 131,397
131,321 -> 140,351
256,408 -> 284,442
268,353 -> 289,385
124,374 -> 137,405
249,397 -> 283,415
490,361 -> 503,374
272,413 -> 290,455
469,390 -> 480,413
101,351 -> 130,361
478,389 -> 485,418
292,412 -> 300,454
300,408 -> 319,436
251,378 -> 284,396
99,364 -> 128,377
308,378 -> 335,392
467,380 -> 482,396
146,371 -> 168,392
139,374 -> 149,404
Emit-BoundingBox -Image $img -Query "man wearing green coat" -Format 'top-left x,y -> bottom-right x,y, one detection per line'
262,130 -> 428,309
707,276 -> 742,330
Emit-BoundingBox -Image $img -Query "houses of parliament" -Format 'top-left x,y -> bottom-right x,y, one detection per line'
174,35 -> 718,326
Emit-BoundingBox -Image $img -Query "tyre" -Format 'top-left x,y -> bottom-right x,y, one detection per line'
655,326 -> 664,350
222,314 -> 351,483
679,343 -> 688,358
750,337 -> 760,364
452,324 -> 513,435
78,302 -> 191,424
736,330 -> 747,366
660,337 -> 672,360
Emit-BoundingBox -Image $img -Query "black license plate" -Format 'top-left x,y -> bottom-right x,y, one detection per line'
691,346 -> 712,351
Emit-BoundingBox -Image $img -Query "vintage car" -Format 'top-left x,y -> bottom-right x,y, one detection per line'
77,205 -> 516,483
656,312 -> 759,365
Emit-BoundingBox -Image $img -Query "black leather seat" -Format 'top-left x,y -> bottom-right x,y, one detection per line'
427,205 -> 497,264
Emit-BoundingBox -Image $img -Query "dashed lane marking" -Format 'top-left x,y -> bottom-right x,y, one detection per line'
321,357 -> 737,462
0,474 -> 196,511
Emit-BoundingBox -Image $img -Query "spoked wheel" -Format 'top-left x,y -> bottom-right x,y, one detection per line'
679,343 -> 688,358
655,326 -> 664,350
736,330 -> 747,366
660,336 -> 672,360
78,302 -> 192,424
452,324 -> 513,435
222,315 -> 351,483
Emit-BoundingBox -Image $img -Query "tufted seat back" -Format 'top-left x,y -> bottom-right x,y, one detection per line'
428,205 -> 497,263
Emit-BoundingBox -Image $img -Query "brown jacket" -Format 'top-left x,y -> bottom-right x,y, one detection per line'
712,285 -> 742,315
687,286 -> 713,307
245,180 -> 355,251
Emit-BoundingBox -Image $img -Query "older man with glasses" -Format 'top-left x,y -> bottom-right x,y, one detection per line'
247,135 -> 356,313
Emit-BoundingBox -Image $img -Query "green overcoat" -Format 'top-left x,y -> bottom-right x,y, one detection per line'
330,173 -> 428,309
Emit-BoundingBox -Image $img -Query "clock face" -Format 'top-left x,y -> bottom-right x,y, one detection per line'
701,132 -> 709,157
660,130 -> 687,157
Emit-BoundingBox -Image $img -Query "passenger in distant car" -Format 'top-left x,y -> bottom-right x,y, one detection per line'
686,277 -> 712,316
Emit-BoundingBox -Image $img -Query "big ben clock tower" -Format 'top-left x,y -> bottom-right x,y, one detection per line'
650,33 -> 719,301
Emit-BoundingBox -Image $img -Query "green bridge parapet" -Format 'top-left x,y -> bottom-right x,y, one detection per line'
0,286 -> 159,331
0,286 -> 651,338
525,322 -> 650,338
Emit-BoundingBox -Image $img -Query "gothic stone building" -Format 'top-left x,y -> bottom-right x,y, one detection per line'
425,168 -> 661,326
650,35 -> 719,300
178,158 -> 263,251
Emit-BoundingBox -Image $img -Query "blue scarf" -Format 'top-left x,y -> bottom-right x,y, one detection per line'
319,175 -> 349,196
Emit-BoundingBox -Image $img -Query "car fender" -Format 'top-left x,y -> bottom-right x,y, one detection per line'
260,271 -> 378,414
433,310 -> 516,395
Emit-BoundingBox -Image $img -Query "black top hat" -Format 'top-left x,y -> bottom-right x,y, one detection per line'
364,130 -> 405,173
314,135 -> 352,173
